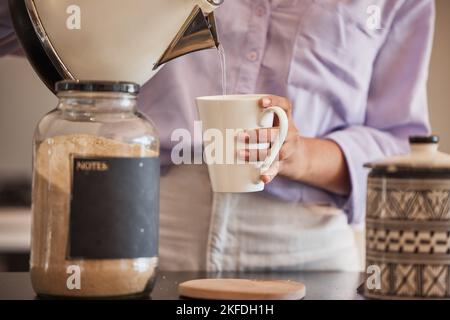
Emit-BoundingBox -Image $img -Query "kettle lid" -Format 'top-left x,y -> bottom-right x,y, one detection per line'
365,136 -> 450,174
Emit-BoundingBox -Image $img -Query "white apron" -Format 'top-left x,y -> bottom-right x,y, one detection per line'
159,165 -> 360,272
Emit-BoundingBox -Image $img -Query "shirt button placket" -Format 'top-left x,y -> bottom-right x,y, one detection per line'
235,1 -> 270,94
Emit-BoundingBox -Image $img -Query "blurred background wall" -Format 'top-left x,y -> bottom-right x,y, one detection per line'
428,0 -> 450,149
0,57 -> 55,179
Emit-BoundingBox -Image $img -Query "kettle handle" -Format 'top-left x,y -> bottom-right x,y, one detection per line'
8,0 -> 64,93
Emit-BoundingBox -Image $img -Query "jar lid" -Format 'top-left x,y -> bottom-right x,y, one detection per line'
55,80 -> 140,94
365,136 -> 450,174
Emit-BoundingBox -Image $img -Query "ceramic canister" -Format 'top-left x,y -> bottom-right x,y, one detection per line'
364,136 -> 450,299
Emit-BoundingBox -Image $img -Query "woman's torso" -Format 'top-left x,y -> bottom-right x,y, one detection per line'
138,0 -> 396,150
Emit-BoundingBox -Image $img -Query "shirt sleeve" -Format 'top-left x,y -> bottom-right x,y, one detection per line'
0,0 -> 22,56
325,0 -> 435,224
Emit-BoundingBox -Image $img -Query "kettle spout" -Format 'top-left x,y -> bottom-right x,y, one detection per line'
206,11 -> 220,48
153,6 -> 220,70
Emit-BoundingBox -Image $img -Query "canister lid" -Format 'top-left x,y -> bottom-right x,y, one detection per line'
365,136 -> 450,175
55,80 -> 140,94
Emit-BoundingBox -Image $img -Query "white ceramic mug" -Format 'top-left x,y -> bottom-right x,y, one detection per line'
196,94 -> 289,193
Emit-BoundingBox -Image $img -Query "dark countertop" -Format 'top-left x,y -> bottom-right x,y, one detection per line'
0,271 -> 365,300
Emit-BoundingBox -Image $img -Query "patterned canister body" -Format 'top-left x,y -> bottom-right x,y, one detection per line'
364,174 -> 450,299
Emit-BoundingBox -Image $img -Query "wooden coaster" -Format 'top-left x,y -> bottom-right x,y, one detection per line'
179,279 -> 306,300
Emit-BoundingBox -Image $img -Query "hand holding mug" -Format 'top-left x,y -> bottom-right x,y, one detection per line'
237,95 -> 302,184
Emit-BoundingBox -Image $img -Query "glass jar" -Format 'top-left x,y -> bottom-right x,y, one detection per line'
31,81 -> 160,298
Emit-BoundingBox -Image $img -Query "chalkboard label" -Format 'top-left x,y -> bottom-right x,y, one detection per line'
68,157 -> 159,260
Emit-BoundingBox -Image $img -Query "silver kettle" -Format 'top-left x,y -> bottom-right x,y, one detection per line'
9,0 -> 223,92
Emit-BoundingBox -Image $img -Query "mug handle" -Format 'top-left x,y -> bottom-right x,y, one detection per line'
259,106 -> 289,172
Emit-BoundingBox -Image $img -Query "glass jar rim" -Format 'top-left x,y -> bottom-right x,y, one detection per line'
55,80 -> 140,95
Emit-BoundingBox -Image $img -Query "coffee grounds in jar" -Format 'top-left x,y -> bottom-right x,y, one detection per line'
31,134 -> 158,298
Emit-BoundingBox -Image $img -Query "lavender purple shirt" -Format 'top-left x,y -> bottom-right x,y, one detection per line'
0,0 -> 435,224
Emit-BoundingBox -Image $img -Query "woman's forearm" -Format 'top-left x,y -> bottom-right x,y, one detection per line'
250,96 -> 351,196
280,136 -> 351,196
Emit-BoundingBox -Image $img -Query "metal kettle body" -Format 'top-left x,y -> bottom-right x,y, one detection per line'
9,0 -> 222,92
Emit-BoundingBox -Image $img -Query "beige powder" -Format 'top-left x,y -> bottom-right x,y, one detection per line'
31,134 -> 158,298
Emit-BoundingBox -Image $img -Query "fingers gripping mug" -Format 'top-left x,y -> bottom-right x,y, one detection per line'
196,95 -> 289,193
